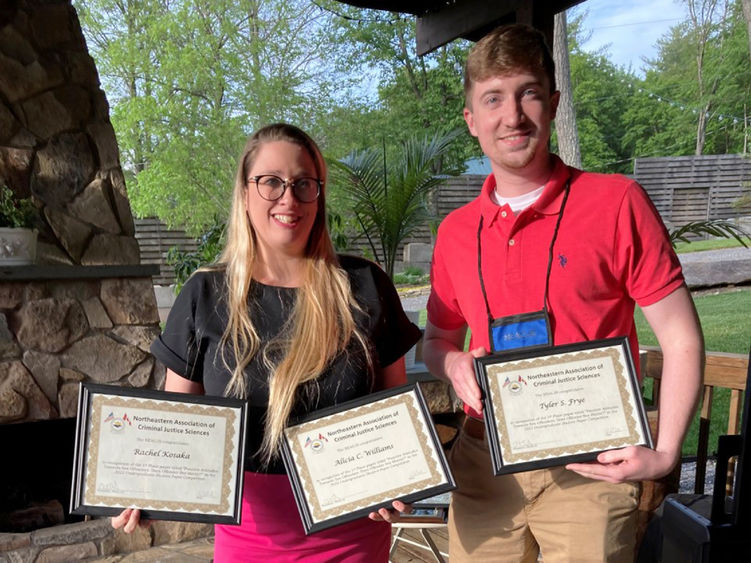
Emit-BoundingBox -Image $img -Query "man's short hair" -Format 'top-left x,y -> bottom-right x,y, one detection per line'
464,23 -> 556,107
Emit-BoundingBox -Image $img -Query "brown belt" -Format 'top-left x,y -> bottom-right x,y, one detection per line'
463,416 -> 485,440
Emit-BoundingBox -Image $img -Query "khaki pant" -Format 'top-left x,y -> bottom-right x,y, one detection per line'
448,427 -> 640,563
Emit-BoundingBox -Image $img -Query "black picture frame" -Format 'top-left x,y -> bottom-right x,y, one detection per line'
70,383 -> 248,525
474,336 -> 653,475
280,383 -> 455,534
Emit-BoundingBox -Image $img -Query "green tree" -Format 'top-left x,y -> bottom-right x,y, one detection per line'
330,130 -> 461,278
76,0 -> 352,234
319,3 -> 476,171
622,0 -> 750,159
74,0 -> 164,176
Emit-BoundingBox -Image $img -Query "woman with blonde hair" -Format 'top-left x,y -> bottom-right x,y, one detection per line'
113,123 -> 421,561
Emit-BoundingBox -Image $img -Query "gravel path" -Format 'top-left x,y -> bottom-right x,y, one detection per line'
679,459 -> 717,494
399,288 -> 429,313
677,246 -> 751,263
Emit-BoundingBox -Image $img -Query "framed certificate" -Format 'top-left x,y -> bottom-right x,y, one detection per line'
70,383 -> 248,524
474,337 -> 653,475
281,384 -> 455,534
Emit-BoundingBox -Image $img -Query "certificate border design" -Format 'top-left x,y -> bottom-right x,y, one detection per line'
281,383 -> 455,534
85,394 -> 237,514
288,392 -> 442,521
475,337 -> 653,474
487,347 -> 641,463
70,383 -> 248,525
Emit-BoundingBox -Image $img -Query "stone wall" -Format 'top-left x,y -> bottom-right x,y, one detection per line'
0,2 -> 214,558
0,516 -> 213,563
0,273 -> 163,423
0,268 -> 194,561
0,1 -> 139,265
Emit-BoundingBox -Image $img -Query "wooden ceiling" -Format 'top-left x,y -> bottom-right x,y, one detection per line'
336,0 -> 586,55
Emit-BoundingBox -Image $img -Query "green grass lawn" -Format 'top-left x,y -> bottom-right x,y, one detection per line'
674,236 -> 750,254
635,288 -> 751,457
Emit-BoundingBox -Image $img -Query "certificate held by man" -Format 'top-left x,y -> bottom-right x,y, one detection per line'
70,383 -> 248,524
474,337 -> 653,475
281,384 -> 455,534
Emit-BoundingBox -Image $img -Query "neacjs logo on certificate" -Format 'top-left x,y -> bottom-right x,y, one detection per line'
304,434 -> 328,452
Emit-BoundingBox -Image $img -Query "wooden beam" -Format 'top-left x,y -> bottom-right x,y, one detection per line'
415,0 -> 583,55
516,1 -> 555,48
416,0 -> 518,55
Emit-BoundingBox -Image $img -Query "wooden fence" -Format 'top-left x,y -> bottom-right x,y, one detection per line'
134,218 -> 198,286
634,154 -> 751,227
347,154 -> 751,262
424,155 -> 751,229
134,155 -> 750,285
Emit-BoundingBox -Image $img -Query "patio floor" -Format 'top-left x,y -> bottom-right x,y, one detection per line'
84,526 -> 449,562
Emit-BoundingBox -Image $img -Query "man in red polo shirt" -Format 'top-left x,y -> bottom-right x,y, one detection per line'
423,24 -> 704,563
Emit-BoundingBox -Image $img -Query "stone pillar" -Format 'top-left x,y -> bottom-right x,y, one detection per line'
0,0 -> 139,266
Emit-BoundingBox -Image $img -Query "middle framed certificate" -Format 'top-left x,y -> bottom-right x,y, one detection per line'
474,336 -> 653,475
281,383 -> 455,534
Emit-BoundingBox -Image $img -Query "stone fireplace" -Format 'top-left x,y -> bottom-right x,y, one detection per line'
0,1 -> 212,560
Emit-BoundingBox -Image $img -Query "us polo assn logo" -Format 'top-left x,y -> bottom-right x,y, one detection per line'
304,433 -> 328,452
104,411 -> 132,432
503,375 -> 528,395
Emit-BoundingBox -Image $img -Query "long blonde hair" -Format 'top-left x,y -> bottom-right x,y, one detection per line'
210,123 -> 369,464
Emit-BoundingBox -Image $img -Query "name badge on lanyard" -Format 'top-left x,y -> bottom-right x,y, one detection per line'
478,181 -> 570,355
489,310 -> 551,353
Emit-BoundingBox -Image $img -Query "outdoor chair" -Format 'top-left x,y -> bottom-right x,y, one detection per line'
658,346 -> 751,562
389,496 -> 449,563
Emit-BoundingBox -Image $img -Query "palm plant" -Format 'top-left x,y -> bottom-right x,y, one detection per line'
669,219 -> 749,248
331,129 -> 461,278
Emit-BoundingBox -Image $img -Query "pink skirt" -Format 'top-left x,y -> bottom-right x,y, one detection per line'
213,472 -> 391,562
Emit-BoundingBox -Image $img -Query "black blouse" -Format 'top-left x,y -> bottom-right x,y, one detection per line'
151,254 -> 422,473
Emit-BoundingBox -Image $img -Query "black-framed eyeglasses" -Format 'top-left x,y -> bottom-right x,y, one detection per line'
248,175 -> 321,203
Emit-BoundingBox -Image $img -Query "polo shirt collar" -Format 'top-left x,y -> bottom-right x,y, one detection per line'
478,155 -> 573,223
534,156 -> 573,215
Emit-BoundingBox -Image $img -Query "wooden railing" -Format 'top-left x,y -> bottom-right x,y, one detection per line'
640,346 -> 749,494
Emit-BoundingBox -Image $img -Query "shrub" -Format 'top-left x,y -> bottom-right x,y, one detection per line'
0,185 -> 36,229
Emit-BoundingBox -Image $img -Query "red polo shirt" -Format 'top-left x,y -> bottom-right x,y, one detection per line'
428,156 -> 684,378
